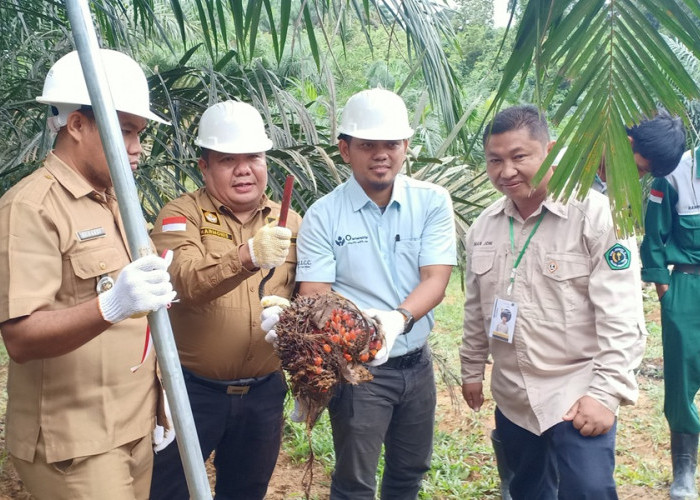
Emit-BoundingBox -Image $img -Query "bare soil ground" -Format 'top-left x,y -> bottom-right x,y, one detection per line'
0,306 -> 671,498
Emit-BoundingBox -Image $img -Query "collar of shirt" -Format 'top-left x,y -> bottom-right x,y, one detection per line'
204,189 -> 271,219
44,152 -> 107,201
347,173 -> 406,212
489,195 -> 569,222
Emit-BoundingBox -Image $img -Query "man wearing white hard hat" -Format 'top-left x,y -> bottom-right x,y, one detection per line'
149,100 -> 300,500
295,88 -> 457,498
0,49 -> 175,499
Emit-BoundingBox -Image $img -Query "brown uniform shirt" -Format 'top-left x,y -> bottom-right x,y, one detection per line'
0,153 -> 157,463
150,188 -> 300,380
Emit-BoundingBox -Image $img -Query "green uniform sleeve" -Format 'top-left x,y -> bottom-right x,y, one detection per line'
640,177 -> 677,284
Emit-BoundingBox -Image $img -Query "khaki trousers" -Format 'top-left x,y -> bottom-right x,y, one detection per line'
12,432 -> 152,500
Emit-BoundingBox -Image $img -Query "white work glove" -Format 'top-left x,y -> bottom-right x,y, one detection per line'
98,253 -> 176,324
152,391 -> 176,453
290,398 -> 309,423
363,309 -> 406,366
248,222 -> 292,269
261,295 -> 290,344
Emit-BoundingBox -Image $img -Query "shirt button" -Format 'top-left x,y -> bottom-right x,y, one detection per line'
99,262 -> 106,270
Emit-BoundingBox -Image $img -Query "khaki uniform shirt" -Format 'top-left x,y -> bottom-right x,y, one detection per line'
0,153 -> 157,463
460,192 -> 647,435
150,188 -> 300,380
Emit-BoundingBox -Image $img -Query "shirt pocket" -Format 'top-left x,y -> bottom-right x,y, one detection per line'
69,246 -> 125,302
470,250 -> 498,308
395,239 -> 420,265
201,232 -> 234,258
677,214 -> 700,250
393,239 -> 421,295
539,252 -> 590,317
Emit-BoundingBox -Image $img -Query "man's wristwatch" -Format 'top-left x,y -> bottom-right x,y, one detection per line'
395,307 -> 415,334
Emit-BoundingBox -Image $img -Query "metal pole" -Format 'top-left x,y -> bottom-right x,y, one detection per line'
62,1 -> 212,498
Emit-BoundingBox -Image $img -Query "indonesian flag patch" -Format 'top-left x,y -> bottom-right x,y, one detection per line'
162,216 -> 187,232
649,189 -> 664,204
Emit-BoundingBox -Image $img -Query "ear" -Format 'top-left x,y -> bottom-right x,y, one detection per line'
546,140 -> 556,154
338,138 -> 351,163
64,110 -> 91,143
627,135 -> 634,148
198,157 -> 208,181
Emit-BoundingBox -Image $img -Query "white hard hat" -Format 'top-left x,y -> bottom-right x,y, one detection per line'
36,49 -> 169,130
338,88 -> 413,141
194,100 -> 273,154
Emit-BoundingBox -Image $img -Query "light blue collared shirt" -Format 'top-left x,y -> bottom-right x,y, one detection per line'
296,174 -> 457,356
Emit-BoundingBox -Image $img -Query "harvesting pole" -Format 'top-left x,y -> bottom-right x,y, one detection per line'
62,0 -> 212,498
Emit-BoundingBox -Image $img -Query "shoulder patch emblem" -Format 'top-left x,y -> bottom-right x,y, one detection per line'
201,209 -> 220,225
162,216 -> 187,232
605,243 -> 631,270
649,189 -> 664,204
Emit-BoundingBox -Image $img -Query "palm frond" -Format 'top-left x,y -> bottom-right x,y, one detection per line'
492,0 -> 700,234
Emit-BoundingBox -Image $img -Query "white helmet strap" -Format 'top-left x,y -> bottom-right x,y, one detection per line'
47,104 -> 81,133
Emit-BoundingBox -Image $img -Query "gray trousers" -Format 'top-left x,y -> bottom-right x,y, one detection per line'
328,345 -> 436,500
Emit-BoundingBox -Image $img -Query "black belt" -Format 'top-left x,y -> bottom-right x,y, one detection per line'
183,368 -> 277,395
674,264 -> 700,275
382,346 -> 425,370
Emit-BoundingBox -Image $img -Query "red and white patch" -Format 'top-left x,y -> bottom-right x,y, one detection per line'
162,216 -> 187,232
649,189 -> 664,204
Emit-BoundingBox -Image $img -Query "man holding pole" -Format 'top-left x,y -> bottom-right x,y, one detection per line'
0,49 -> 175,499
149,100 -> 300,500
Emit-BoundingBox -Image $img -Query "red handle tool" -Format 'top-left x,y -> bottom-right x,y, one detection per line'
258,175 -> 295,299
277,175 -> 294,228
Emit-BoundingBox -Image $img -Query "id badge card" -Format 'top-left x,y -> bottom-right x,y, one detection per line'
489,297 -> 518,343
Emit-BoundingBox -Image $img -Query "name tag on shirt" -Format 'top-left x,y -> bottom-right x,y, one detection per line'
489,297 -> 517,343
77,227 -> 106,241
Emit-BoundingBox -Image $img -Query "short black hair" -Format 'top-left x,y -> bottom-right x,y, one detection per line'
338,133 -> 352,144
500,309 -> 512,321
200,148 -> 211,162
483,105 -> 550,147
626,109 -> 685,177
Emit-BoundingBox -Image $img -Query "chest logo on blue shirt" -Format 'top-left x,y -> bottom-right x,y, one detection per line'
335,234 -> 369,246
605,243 -> 631,270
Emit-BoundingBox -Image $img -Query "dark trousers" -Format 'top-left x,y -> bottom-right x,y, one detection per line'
328,345 -> 436,500
495,407 -> 618,500
149,370 -> 286,500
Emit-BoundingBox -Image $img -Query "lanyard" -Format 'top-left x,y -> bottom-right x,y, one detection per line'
507,210 -> 546,295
